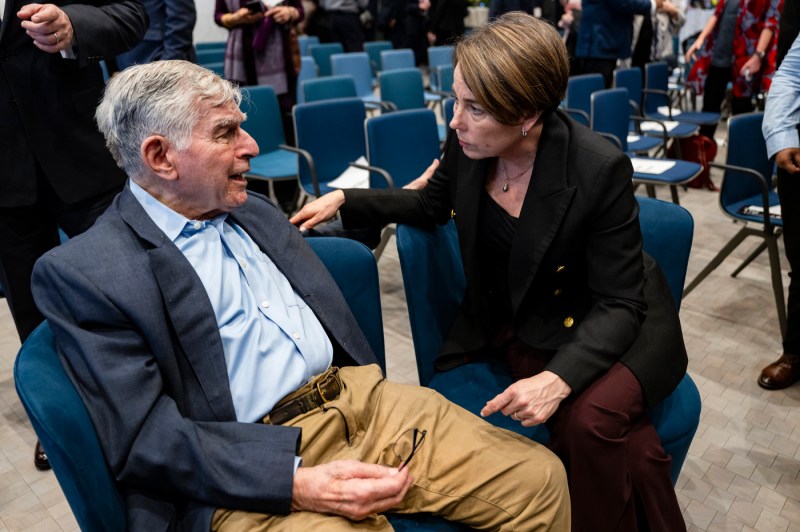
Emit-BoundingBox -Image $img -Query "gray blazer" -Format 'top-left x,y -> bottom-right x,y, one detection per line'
32,185 -> 377,531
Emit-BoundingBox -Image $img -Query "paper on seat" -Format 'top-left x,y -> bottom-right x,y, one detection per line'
640,120 -> 680,133
327,156 -> 370,189
630,158 -> 676,175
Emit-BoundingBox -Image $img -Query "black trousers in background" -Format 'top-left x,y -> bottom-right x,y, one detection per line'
575,57 -> 616,88
328,11 -> 364,52
700,65 -> 754,138
779,167 -> 800,354
0,164 -> 120,341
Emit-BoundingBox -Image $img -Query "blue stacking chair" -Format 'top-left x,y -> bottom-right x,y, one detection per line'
14,237 -> 468,532
614,66 -> 699,144
301,75 -> 358,103
590,88 -> 702,204
379,69 -> 446,141
395,196 -> 701,486
195,41 -> 226,51
298,34 -> 319,57
562,73 -> 604,125
644,61 -> 720,127
239,86 -> 298,207
284,98 -> 367,199
331,52 -> 391,110
444,97 -> 455,128
309,42 -> 344,76
195,48 -> 225,66
296,55 -> 318,104
427,45 -> 454,93
381,48 -> 415,71
364,40 -> 393,75
683,112 -> 786,336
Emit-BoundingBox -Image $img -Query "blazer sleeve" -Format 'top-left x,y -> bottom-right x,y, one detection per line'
31,253 -> 301,516
62,0 -> 149,67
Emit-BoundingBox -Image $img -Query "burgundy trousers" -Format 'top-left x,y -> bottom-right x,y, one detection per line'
504,342 -> 686,532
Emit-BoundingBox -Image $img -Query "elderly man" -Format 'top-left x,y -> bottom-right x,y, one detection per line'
31,60 -> 569,531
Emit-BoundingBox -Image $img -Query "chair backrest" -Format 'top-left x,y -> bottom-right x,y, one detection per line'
565,73 -> 605,121
427,45 -> 454,70
364,40 -> 393,74
435,64 -> 454,94
636,197 -> 694,309
379,68 -> 425,111
240,85 -> 286,153
590,88 -> 630,151
13,239 -> 386,531
643,61 -> 671,115
365,109 -> 441,189
719,112 -> 775,208
444,97 -> 455,127
395,196 -> 694,385
195,41 -> 226,51
302,75 -> 358,103
297,56 -> 318,104
613,66 -> 644,113
15,322 -> 126,532
309,42 -> 344,76
298,34 -> 319,57
293,97 -> 367,195
195,48 -> 225,65
331,52 -> 374,99
381,48 -> 415,71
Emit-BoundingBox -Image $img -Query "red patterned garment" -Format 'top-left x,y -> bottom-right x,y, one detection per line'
687,0 -> 782,97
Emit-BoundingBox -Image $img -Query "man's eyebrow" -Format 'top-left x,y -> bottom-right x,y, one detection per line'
212,117 -> 243,132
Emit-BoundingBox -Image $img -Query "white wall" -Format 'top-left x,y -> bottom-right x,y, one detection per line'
194,1 -> 228,44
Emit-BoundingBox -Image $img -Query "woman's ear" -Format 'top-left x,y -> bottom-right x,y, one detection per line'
141,135 -> 178,181
522,112 -> 542,136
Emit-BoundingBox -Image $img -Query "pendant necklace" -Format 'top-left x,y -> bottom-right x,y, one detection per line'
501,159 -> 535,192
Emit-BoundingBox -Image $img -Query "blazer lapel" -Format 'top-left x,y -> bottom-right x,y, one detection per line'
117,187 -> 237,421
509,112 -> 576,312
454,156 -> 490,288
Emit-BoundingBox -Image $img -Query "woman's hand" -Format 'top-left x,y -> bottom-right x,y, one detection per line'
290,190 -> 346,231
685,38 -> 703,63
480,371 -> 572,426
739,53 -> 762,79
221,7 -> 264,29
266,5 -> 299,24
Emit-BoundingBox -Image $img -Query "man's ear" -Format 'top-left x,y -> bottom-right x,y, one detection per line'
141,135 -> 178,181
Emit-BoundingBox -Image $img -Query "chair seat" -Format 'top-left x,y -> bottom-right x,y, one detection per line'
631,158 -> 702,186
246,149 -> 298,180
723,190 -> 783,226
641,120 -> 699,138
627,134 -> 663,153
388,514 -> 470,531
648,110 -> 720,127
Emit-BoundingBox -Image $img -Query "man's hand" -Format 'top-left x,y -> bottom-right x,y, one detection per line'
291,460 -> 412,520
776,148 -> 800,174
290,190 -> 346,232
18,4 -> 75,53
480,371 -> 571,426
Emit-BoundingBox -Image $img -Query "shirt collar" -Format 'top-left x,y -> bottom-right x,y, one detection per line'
129,179 -> 228,242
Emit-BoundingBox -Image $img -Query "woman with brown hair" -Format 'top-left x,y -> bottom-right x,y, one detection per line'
292,12 -> 688,531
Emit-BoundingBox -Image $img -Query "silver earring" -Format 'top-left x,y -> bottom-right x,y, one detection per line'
522,129 -> 528,137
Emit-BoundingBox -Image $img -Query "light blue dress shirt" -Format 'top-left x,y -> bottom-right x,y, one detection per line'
763,35 -> 800,158
130,181 -> 333,422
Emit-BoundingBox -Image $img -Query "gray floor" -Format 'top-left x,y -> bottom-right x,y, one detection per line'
1,140 -> 800,531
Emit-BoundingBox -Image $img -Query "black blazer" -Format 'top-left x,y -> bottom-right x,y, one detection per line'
342,109 -> 687,407
0,0 -> 147,208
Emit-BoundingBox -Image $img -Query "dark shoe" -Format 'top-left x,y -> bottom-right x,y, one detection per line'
34,441 -> 51,471
758,354 -> 800,390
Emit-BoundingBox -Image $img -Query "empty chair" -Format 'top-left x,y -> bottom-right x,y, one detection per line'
296,56 -> 318,104
302,75 -> 357,102
195,48 -> 225,66
644,61 -> 720,127
427,45 -> 454,92
380,48 -> 415,71
309,42 -> 344,76
443,96 -> 455,129
285,98 -> 367,199
195,41 -> 226,51
683,112 -> 786,336
364,40 -> 393,74
379,68 -> 446,141
239,86 -> 298,205
330,52 -> 389,109
563,73 -> 604,125
590,88 -> 702,204
298,34 -> 319,57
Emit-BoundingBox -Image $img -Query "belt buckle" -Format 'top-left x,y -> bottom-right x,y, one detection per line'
316,374 -> 337,403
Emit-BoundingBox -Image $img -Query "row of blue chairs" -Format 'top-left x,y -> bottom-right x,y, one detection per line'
15,196 -> 701,532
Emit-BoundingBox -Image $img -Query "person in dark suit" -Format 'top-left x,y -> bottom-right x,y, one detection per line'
293,13 -> 688,531
488,0 -> 533,19
31,59 -> 569,531
426,0 -> 467,46
0,0 -> 147,469
116,0 -> 196,70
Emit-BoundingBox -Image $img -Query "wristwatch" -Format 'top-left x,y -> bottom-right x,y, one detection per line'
755,50 -> 766,60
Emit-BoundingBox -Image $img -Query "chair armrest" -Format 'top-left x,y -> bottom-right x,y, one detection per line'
597,131 -> 623,150
563,107 -> 590,126
349,162 -> 395,188
629,99 -> 642,117
643,87 -> 675,118
709,161 -> 775,228
630,116 -> 667,153
279,144 -> 322,197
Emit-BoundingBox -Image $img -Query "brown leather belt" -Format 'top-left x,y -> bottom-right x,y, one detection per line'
265,369 -> 342,425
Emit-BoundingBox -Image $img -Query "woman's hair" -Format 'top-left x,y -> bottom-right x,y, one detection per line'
95,60 -> 243,178
454,12 -> 569,125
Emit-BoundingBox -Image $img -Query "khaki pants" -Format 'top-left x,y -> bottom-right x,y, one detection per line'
212,365 -> 569,531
